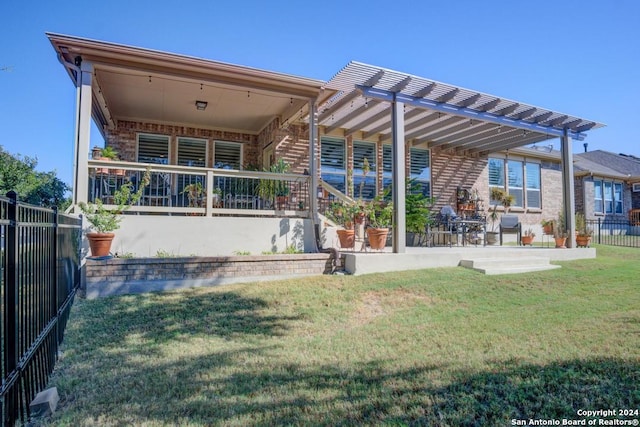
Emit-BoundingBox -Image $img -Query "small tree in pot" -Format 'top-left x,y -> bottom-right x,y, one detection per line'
486,187 -> 515,245
79,168 -> 150,257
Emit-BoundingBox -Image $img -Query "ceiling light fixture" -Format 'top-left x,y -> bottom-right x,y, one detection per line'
195,100 -> 208,111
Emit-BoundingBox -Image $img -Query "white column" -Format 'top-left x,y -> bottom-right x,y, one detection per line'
391,95 -> 406,253
308,99 -> 319,224
73,59 -> 93,206
561,131 -> 576,248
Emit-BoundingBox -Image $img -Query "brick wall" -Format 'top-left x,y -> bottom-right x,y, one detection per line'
105,120 -> 258,166
86,254 -> 335,297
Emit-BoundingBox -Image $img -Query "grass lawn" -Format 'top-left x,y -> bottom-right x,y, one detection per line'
41,245 -> 639,426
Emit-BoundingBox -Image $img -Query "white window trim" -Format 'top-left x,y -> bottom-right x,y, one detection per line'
136,133 -> 171,165
213,140 -> 243,170
177,136 -> 208,168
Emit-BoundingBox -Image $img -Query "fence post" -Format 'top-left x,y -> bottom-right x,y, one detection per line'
4,191 -> 19,425
52,206 -> 60,346
597,217 -> 601,245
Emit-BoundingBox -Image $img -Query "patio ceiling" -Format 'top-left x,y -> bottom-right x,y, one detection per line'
47,33 -> 331,136
319,62 -> 605,155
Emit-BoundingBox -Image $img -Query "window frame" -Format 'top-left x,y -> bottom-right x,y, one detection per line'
320,137 -> 347,193
352,141 -> 377,200
488,157 -> 541,209
137,133 -> 170,165
213,140 -> 243,170
177,137 -> 208,168
594,178 -> 624,215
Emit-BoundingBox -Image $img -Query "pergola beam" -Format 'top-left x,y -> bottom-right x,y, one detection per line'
356,85 -> 588,141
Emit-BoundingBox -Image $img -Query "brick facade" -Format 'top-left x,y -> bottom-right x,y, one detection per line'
86,254 -> 335,297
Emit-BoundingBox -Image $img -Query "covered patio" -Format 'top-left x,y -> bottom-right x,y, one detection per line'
48,33 -> 604,257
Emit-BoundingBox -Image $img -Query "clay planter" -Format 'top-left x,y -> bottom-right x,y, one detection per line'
87,232 -> 115,257
367,227 -> 389,250
336,229 -> 355,249
521,235 -> 535,246
543,224 -> 554,235
576,235 -> 592,248
554,237 -> 567,248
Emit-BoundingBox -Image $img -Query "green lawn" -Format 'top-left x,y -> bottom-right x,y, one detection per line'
41,245 -> 639,426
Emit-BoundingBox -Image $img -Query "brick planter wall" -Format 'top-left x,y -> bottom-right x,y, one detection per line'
85,253 -> 335,298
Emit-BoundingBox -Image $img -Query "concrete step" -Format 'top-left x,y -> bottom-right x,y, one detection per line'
460,256 -> 561,275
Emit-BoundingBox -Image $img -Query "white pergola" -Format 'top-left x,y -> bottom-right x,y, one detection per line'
316,62 -> 604,251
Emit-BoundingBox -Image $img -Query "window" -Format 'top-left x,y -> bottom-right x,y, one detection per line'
410,148 -> 430,197
353,141 -> 376,200
177,137 -> 207,167
382,144 -> 392,195
321,137 -> 346,192
594,180 -> 603,213
213,141 -> 242,170
525,163 -> 541,208
507,160 -> 524,207
489,157 -> 541,209
595,179 -> 624,214
138,134 -> 169,164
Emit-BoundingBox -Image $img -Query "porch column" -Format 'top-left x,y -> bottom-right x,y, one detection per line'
391,95 -> 406,253
308,99 -> 319,224
561,130 -> 575,248
73,59 -> 93,206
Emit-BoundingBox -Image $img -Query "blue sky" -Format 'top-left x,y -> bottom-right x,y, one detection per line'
1,0 -> 639,186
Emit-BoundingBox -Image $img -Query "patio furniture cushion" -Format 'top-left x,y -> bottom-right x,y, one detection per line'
499,214 -> 521,245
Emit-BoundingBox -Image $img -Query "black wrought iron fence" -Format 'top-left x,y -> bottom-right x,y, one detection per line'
0,191 -> 82,425
587,218 -> 640,248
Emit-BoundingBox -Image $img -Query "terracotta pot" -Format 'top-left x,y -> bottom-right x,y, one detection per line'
486,231 -> 498,245
543,224 -> 554,235
576,235 -> 591,248
367,227 -> 389,250
554,237 -> 567,248
521,235 -> 534,246
87,232 -> 115,257
336,229 -> 355,249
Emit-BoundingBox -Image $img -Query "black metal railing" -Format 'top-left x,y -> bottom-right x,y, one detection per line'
0,192 -> 82,425
587,218 -> 640,248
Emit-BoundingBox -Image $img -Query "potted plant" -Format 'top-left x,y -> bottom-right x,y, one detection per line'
521,228 -> 536,246
365,196 -> 393,250
405,179 -> 434,246
326,201 -> 359,248
212,187 -> 223,208
95,146 -> 124,176
183,182 -> 204,214
486,187 -> 515,245
79,168 -> 150,257
257,158 -> 290,209
541,219 -> 554,236
553,211 -> 568,248
575,212 -> 592,247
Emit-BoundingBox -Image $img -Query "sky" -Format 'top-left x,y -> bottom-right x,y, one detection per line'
1,0 -> 639,187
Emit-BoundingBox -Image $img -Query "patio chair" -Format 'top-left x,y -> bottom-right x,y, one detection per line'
499,214 -> 521,245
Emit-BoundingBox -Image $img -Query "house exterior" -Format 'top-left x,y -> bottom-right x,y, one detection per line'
48,33 -> 604,255
574,150 -> 640,224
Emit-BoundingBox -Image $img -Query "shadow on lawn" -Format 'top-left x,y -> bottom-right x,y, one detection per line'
49,351 -> 639,425
72,289 -> 303,350
46,289 -> 639,425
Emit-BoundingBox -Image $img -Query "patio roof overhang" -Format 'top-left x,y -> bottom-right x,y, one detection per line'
319,62 -> 605,155
47,33 -> 333,137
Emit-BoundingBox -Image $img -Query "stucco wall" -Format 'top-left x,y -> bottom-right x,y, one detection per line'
91,215 -> 317,257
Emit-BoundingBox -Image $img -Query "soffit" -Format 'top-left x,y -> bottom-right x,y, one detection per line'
48,33 -> 332,134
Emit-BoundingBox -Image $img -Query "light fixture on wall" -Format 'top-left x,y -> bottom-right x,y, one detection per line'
195,100 -> 208,111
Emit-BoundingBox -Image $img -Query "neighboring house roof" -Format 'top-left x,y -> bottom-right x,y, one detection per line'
574,150 -> 640,181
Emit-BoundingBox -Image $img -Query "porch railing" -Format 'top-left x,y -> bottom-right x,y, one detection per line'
87,160 -> 311,217
630,209 -> 640,226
